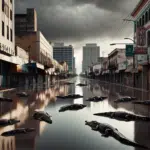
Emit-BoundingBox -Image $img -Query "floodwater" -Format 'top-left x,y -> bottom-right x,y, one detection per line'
0,77 -> 150,150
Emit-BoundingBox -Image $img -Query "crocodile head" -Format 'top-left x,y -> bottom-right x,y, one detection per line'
85,121 -> 99,129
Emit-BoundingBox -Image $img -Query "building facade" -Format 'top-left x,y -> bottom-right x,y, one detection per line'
0,0 -> 16,87
15,31 -> 53,66
82,44 -> 100,72
131,0 -> 150,90
53,43 -> 74,73
15,8 -> 37,35
73,57 -> 76,74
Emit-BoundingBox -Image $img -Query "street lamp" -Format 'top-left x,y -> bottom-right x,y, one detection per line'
110,43 -> 133,46
123,19 -> 135,22
124,38 -> 135,43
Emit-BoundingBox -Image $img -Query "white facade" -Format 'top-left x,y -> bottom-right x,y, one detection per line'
0,0 -> 15,56
82,43 -> 100,72
37,31 -> 53,63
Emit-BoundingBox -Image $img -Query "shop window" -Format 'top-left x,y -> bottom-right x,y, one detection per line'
147,31 -> 150,47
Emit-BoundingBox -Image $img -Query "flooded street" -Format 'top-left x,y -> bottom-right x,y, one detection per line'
0,77 -> 150,150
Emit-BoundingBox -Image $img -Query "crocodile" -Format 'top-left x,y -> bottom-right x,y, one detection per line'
57,94 -> 83,99
76,83 -> 88,87
132,100 -> 150,105
114,97 -> 137,103
16,92 -> 29,97
0,97 -> 13,102
1,128 -> 35,136
86,96 -> 107,102
33,111 -> 52,124
59,104 -> 86,112
85,121 -> 149,149
94,111 -> 150,122
63,82 -> 74,85
0,119 -> 20,126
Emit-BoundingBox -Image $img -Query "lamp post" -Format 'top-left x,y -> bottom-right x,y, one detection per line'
123,19 -> 137,87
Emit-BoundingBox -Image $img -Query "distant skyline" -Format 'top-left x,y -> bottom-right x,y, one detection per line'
16,0 -> 139,73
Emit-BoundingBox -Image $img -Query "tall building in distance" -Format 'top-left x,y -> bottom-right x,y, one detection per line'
15,8 -> 37,35
82,44 -> 100,72
73,57 -> 76,74
53,43 -> 74,72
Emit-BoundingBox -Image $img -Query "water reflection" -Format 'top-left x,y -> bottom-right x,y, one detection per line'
0,77 -> 150,150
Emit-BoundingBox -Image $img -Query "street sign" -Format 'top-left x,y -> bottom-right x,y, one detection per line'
134,47 -> 147,54
126,44 -> 133,56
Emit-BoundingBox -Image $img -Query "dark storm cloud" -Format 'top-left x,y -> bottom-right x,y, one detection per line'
15,0 -> 139,42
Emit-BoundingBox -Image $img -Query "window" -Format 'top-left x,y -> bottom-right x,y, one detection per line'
140,18 -> 142,26
145,11 -> 148,23
147,31 -> 150,47
2,0 -> 4,12
10,9 -> 12,20
149,9 -> 150,20
142,15 -> 145,26
5,4 -> 9,18
10,29 -> 13,41
2,21 -> 4,36
7,26 -> 9,39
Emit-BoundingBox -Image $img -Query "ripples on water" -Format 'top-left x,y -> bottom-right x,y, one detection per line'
0,77 -> 149,150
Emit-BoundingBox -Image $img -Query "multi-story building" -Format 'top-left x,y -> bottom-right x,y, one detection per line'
0,0 -> 16,86
82,44 -> 100,72
53,43 -> 74,73
131,0 -> 150,90
15,8 -> 37,35
16,31 -> 53,67
73,57 -> 76,74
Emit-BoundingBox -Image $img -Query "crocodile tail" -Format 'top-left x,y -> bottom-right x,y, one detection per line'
124,140 -> 149,149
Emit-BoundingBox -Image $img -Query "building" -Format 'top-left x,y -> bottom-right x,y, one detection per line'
0,0 -> 16,87
82,44 -> 100,72
73,57 -> 76,74
59,61 -> 68,72
53,43 -> 74,73
15,8 -> 37,35
131,0 -> 150,90
16,31 -> 53,67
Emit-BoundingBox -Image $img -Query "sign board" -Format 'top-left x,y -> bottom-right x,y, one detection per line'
126,45 -> 133,56
118,61 -> 127,70
136,27 -> 146,46
134,47 -> 147,54
135,54 -> 148,65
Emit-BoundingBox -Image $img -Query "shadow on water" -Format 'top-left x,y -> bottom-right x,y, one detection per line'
0,77 -> 149,150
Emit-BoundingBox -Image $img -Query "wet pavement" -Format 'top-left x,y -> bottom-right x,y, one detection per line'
0,77 -> 150,150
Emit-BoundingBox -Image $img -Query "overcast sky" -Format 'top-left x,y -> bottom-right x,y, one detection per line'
16,0 -> 140,73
